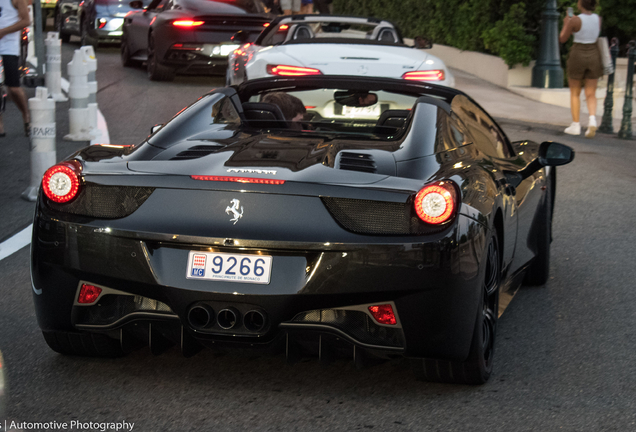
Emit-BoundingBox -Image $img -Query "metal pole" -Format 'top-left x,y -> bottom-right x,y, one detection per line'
618,41 -> 635,140
25,0 -> 47,87
599,38 -> 619,134
532,0 -> 564,88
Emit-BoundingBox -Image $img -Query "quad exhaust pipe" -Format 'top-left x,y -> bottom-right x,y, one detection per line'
187,305 -> 214,329
243,310 -> 267,332
217,307 -> 240,330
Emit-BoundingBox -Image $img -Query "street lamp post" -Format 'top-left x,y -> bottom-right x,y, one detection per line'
532,0 -> 564,88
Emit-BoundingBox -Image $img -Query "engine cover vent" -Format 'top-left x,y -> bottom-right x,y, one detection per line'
337,152 -> 377,173
171,145 -> 225,161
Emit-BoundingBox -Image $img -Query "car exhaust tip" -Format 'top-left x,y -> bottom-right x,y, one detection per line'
217,307 -> 240,330
187,305 -> 214,329
243,310 -> 267,332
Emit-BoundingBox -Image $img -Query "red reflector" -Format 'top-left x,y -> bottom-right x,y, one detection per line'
42,161 -> 81,203
173,20 -> 204,27
368,304 -> 397,325
304,106 -> 316,109
402,70 -> 445,81
266,64 -> 322,76
191,175 -> 285,185
414,182 -> 456,224
78,284 -> 102,304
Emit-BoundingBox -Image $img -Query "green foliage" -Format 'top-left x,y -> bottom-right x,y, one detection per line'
482,3 -> 536,67
332,0 -> 634,68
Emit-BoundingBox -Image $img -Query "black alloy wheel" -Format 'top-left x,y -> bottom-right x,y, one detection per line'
80,20 -> 98,49
147,33 -> 175,81
120,35 -> 134,67
55,12 -> 71,43
412,232 -> 500,384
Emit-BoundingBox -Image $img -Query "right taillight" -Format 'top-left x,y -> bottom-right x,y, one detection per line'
414,181 -> 457,224
42,161 -> 81,203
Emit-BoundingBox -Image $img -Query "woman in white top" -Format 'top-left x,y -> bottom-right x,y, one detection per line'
0,0 -> 31,137
559,0 -> 602,138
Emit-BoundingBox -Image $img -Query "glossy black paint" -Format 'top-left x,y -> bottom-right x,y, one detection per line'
121,0 -> 271,76
32,76 -> 572,365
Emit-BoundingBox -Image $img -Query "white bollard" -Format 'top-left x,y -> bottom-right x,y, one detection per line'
45,32 -> 68,102
64,49 -> 94,141
22,87 -> 56,202
80,45 -> 98,137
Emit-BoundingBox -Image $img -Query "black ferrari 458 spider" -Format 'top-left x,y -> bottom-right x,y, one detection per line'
32,76 -> 574,384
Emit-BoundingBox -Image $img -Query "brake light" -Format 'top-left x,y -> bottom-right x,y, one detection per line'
263,22 -> 270,27
402,70 -> 445,81
368,304 -> 397,325
279,24 -> 289,30
191,176 -> 285,185
414,181 -> 457,224
266,65 -> 322,76
42,161 -> 82,203
172,20 -> 204,27
78,284 -> 102,304
97,18 -> 107,29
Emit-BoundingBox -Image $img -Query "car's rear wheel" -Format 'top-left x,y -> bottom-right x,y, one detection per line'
147,34 -> 175,81
412,233 -> 499,384
120,35 -> 135,67
524,175 -> 553,286
55,12 -> 71,43
42,330 -> 125,358
80,20 -> 98,49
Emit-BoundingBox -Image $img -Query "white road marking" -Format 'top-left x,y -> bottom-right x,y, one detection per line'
0,225 -> 32,261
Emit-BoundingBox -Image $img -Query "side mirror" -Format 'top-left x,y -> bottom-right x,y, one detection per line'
507,141 -> 574,187
129,0 -> 143,8
538,141 -> 575,166
150,124 -> 163,134
231,31 -> 250,44
413,36 -> 433,49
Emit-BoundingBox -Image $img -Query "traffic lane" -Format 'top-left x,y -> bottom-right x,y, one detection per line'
85,45 -> 224,145
1,124 -> 635,430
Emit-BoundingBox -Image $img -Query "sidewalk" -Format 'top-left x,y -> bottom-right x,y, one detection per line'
452,68 -> 630,133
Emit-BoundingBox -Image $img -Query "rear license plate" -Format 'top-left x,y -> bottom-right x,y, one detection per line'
186,251 -> 272,284
342,104 -> 381,119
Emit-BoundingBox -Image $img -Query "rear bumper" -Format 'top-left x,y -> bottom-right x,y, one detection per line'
32,202 -> 487,361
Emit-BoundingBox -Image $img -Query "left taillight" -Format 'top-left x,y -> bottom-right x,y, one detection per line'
42,161 -> 81,203
266,64 -> 322,76
414,181 -> 458,225
402,70 -> 445,81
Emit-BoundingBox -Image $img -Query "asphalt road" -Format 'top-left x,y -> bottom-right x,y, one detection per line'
0,43 -> 635,432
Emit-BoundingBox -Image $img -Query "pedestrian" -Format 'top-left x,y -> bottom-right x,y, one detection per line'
559,0 -> 602,138
280,0 -> 301,15
0,0 -> 31,137
300,0 -> 313,14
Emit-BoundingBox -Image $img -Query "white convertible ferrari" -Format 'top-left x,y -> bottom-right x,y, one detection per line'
227,15 -> 454,88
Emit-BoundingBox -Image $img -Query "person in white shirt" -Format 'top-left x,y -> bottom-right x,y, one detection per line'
559,0 -> 602,138
0,0 -> 30,137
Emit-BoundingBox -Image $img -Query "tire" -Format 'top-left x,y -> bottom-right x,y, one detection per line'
412,233 -> 500,385
55,12 -> 71,43
80,21 -> 99,49
120,35 -> 134,67
524,177 -> 553,286
147,34 -> 175,81
42,330 -> 125,358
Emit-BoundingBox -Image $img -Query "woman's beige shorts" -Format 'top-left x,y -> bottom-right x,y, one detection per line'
567,43 -> 603,80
